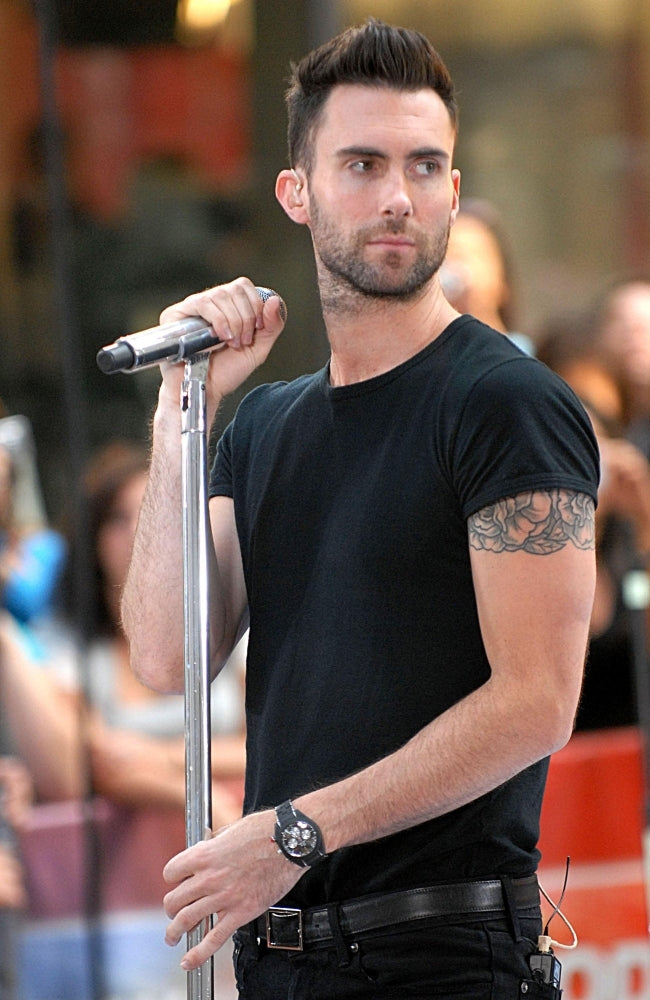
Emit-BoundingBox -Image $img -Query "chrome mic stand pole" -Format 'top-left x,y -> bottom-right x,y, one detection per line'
181,353 -> 213,1000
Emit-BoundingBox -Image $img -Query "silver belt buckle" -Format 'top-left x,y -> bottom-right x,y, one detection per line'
265,906 -> 304,951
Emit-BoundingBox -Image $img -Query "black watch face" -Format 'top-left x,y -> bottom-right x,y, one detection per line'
280,819 -> 318,858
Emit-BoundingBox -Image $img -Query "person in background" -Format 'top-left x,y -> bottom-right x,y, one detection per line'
439,196 -> 534,354
0,442 -> 245,1000
0,412 -> 80,803
0,756 -> 31,910
538,317 -> 650,730
0,756 -> 32,1000
55,440 -> 247,817
123,20 -> 597,998
0,432 -> 66,631
593,277 -> 650,459
0,614 -> 83,801
0,441 -> 246,818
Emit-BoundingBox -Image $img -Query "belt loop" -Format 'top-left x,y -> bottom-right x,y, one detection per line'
327,903 -> 352,968
500,876 -> 522,942
247,920 -> 261,959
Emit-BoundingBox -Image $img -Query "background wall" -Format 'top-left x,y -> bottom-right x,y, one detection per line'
0,0 -> 648,517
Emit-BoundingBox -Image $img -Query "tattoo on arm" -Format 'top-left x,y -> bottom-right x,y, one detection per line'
468,489 -> 595,555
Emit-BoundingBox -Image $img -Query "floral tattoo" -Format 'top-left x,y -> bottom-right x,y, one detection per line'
468,489 -> 595,554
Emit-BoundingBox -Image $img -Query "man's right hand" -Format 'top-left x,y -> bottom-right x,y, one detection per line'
156,277 -> 287,420
123,277 -> 273,694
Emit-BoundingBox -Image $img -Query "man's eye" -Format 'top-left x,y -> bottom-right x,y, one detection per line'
414,160 -> 439,175
351,160 -> 374,172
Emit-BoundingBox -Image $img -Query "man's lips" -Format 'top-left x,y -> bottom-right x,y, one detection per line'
367,235 -> 415,248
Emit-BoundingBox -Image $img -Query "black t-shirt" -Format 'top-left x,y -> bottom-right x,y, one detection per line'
210,315 -> 599,906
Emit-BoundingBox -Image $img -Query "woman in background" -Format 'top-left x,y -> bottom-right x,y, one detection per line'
58,439 -> 246,818
1,440 -> 246,822
0,419 -> 66,630
440,196 -> 535,355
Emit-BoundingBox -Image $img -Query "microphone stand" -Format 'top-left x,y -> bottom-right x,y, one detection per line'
181,353 -> 213,1000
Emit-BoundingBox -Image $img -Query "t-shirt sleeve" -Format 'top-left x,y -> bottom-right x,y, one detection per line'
448,357 -> 600,519
209,421 -> 234,499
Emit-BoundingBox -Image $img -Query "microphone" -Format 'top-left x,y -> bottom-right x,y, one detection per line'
96,286 -> 282,374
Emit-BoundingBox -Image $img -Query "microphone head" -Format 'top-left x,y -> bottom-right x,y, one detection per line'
96,341 -> 136,374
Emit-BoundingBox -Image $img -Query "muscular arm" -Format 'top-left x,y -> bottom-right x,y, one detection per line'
121,279 -> 286,692
163,487 -> 596,969
300,488 -> 595,842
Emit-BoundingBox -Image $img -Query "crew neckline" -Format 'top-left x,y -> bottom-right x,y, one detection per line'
320,314 -> 473,399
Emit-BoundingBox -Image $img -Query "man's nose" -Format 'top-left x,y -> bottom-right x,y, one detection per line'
379,171 -> 413,217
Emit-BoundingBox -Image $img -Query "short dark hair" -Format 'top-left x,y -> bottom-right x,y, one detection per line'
285,19 -> 458,174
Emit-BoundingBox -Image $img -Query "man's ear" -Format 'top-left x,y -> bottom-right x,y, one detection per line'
276,168 -> 309,224
450,168 -> 461,226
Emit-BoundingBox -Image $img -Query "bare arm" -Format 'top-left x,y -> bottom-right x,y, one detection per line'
121,278 -> 286,693
0,615 -> 84,801
300,490 -> 596,841
87,724 -> 245,824
0,614 -> 246,816
162,488 -> 596,970
0,844 -> 26,909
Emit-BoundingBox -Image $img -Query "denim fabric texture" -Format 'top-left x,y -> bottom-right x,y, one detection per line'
232,910 -> 562,999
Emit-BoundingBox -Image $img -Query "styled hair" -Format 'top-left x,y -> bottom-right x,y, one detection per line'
285,19 -> 458,174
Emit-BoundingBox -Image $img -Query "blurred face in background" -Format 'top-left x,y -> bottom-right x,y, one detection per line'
96,470 -> 148,594
440,212 -> 510,330
598,283 -> 650,396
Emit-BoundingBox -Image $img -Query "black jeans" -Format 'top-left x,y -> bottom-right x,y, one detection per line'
232,912 -> 561,999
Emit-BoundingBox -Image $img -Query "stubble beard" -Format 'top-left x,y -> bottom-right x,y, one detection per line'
310,197 -> 452,314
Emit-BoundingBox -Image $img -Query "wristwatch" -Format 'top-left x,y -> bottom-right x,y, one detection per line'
273,800 -> 327,868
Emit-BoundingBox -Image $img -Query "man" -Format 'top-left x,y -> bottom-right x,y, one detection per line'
122,20 -> 599,999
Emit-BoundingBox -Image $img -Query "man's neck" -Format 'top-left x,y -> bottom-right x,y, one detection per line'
324,282 -> 459,387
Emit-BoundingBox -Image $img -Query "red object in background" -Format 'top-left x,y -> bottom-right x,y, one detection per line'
538,728 -> 649,999
540,727 -> 646,867
2,5 -> 251,221
57,45 -> 251,218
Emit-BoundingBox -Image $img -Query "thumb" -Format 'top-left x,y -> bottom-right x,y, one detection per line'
259,290 -> 288,334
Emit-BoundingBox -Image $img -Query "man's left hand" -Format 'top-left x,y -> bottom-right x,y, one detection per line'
162,809 -> 304,970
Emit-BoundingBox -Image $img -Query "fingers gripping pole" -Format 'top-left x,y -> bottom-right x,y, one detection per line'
181,354 -> 213,1000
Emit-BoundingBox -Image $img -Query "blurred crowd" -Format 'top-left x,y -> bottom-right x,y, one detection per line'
0,194 -> 649,994
0,418 -> 247,997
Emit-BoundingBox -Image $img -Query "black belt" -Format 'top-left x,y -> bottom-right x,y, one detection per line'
245,875 -> 540,952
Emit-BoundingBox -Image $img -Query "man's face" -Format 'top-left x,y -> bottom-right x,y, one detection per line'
301,84 -> 459,303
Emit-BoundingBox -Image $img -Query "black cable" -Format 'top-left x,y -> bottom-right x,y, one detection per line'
543,856 -> 570,937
